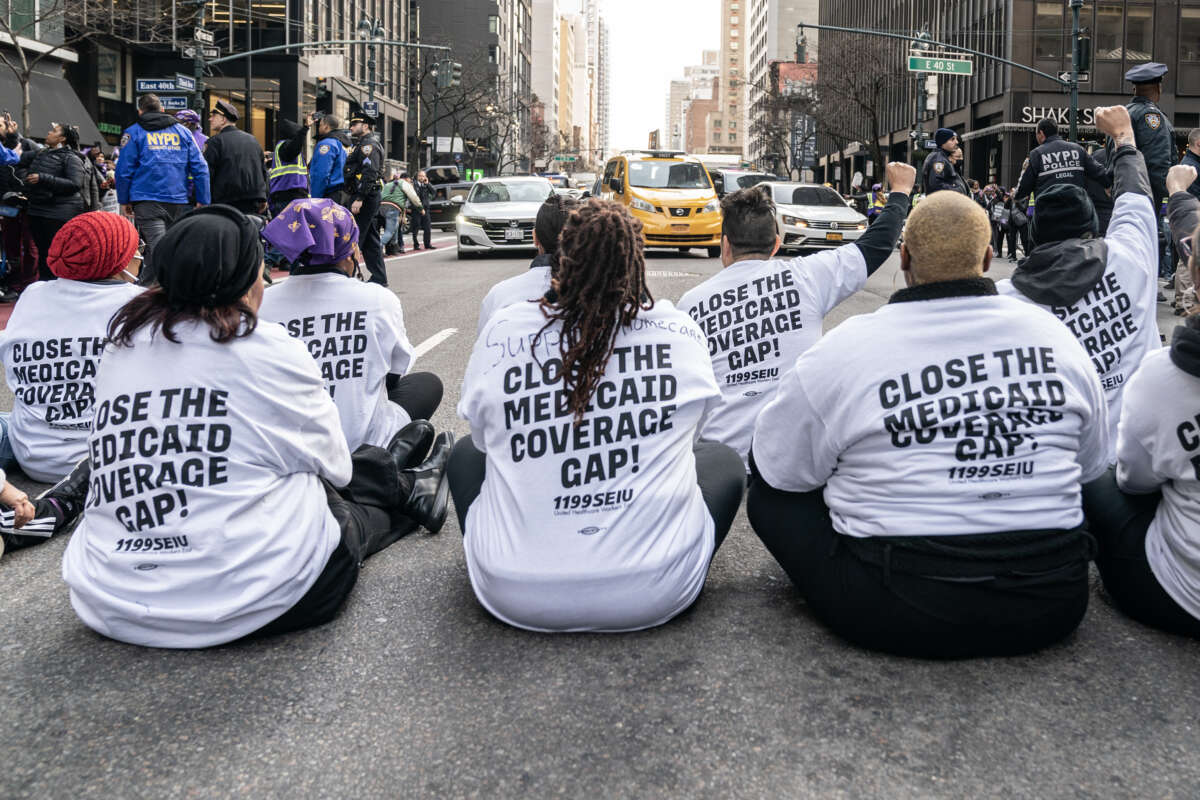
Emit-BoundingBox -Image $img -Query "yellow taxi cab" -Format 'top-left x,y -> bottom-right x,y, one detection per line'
599,151 -> 722,256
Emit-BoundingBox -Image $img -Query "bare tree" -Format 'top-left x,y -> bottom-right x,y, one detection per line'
809,33 -> 908,185
748,61 -> 818,179
0,0 -> 173,131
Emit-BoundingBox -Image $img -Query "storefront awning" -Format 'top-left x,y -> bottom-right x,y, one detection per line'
0,71 -> 105,150
960,121 -> 1097,141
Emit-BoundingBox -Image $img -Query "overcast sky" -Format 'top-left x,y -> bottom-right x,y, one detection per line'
561,0 -> 722,152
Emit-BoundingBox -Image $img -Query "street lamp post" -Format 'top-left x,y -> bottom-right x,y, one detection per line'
358,16 -> 386,108
1069,0 -> 1083,141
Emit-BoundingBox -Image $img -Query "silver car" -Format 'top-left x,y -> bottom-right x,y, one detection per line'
456,177 -> 555,258
762,182 -> 868,253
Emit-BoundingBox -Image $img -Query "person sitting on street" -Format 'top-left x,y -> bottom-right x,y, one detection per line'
677,163 -> 914,468
997,106 -> 1161,463
1082,174 -> 1200,639
258,197 -> 444,457
0,212 -> 144,553
476,193 -> 581,336
748,189 -> 1109,659
450,199 -> 745,633
59,205 -> 453,648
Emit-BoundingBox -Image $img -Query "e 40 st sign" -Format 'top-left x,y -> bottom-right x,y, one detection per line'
907,56 -> 973,76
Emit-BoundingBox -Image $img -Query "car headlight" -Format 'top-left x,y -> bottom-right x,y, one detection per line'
782,215 -> 807,227
702,199 -> 720,214
856,223 -> 867,230
458,215 -> 486,226
630,197 -> 657,213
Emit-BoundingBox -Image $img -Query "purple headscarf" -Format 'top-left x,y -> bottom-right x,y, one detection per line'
262,198 -> 359,266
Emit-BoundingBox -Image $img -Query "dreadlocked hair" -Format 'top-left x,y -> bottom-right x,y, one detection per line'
536,199 -> 653,423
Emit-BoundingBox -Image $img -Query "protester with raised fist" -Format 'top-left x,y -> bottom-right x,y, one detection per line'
451,199 -> 745,633
678,161 -> 914,467
997,105 -> 1161,462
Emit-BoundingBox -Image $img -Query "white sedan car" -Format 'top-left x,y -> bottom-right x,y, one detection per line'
761,182 -> 868,253
456,177 -> 554,258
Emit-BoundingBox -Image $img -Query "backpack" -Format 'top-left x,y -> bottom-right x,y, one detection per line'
74,152 -> 101,212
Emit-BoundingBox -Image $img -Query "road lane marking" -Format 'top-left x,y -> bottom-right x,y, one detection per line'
647,270 -> 701,277
414,328 -> 458,358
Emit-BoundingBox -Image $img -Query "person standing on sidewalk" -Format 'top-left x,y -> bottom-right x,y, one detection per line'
17,123 -> 86,281
379,170 -> 407,255
411,170 -> 435,251
204,99 -> 267,215
115,94 -> 210,282
343,115 -> 386,285
0,114 -> 40,298
267,117 -> 310,214
309,114 -> 349,201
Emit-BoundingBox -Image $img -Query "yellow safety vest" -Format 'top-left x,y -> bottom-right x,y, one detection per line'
269,142 -> 308,182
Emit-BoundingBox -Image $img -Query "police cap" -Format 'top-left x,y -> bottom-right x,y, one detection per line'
349,114 -> 374,126
212,99 -> 240,122
1125,62 -> 1167,84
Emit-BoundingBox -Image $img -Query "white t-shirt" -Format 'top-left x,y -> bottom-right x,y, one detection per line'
259,272 -> 415,451
678,246 -> 867,465
61,321 -> 352,648
459,299 -> 722,632
753,288 -> 1110,538
1115,348 -> 1200,620
997,192 -> 1161,460
0,279 -> 143,482
477,263 -> 552,336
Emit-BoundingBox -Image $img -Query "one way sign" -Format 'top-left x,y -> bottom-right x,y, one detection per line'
1058,71 -> 1090,83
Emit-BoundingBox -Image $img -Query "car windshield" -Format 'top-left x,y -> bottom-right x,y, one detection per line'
544,176 -> 570,188
773,185 -> 846,207
628,161 -> 712,190
468,181 -> 553,203
734,173 -> 774,189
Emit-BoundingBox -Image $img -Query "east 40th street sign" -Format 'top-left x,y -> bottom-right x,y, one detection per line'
907,56 -> 973,76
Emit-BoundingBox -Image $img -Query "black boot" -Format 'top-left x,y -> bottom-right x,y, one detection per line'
396,432 -> 454,534
0,458 -> 90,547
387,420 -> 435,471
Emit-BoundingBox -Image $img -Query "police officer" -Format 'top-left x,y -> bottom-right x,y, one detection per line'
115,94 -> 210,281
1123,62 -> 1175,204
344,114 -> 386,286
1179,129 -> 1200,201
203,99 -> 267,215
309,113 -> 348,200
1015,117 -> 1109,203
268,117 -> 309,215
920,128 -> 966,195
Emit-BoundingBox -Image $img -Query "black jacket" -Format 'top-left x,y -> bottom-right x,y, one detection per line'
344,133 -> 383,202
1085,149 -> 1115,235
16,145 -> 84,220
414,180 -> 435,211
204,125 -> 267,205
920,148 -> 966,195
1015,134 -> 1109,202
1125,95 -> 1175,202
1180,149 -> 1200,201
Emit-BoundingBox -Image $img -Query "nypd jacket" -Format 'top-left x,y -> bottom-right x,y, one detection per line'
115,112 -> 210,205
921,148 -> 966,195
309,132 -> 349,198
1015,134 -> 1109,202
1127,95 -> 1175,201
343,133 -> 383,203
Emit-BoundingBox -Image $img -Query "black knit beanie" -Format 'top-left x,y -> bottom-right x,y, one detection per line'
1030,183 -> 1098,245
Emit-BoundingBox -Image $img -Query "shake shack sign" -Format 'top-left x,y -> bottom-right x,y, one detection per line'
1019,106 -> 1096,125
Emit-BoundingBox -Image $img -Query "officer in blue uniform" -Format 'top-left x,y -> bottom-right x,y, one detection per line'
920,128 -> 967,195
115,93 -> 210,281
344,114 -> 386,286
309,113 -> 349,200
1123,62 -> 1175,203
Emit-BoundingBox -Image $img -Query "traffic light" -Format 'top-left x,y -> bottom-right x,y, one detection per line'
1076,35 -> 1091,72
449,62 -> 462,88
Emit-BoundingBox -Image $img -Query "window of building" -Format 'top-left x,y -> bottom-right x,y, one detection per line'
1183,7 -> 1200,62
730,41 -> 738,50
731,15 -> 739,24
728,133 -> 736,143
731,28 -> 739,37
488,44 -> 498,64
96,44 -> 122,100
713,118 -> 722,129
488,14 -> 499,34
729,120 -> 737,129
1096,3 -> 1123,60
1034,1 -> 1062,59
1125,4 -> 1153,61
712,132 -> 721,143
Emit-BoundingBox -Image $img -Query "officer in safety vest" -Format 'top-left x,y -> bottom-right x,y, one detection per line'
268,117 -> 309,215
344,114 -> 386,286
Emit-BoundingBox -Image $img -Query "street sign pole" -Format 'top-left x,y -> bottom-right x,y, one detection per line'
1069,0 -> 1082,141
187,0 -> 207,114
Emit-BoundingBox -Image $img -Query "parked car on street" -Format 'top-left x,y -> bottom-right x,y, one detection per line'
709,168 -> 779,198
456,176 -> 554,258
760,181 -> 868,253
426,165 -> 476,230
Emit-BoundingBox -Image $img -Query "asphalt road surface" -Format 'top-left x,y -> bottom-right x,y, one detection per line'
1,240 -> 1197,799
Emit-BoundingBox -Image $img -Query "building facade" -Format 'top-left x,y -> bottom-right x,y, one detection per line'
713,0 -> 745,156
815,0 -> 1200,190
665,79 -> 690,150
531,0 -> 560,135
746,0 -> 818,165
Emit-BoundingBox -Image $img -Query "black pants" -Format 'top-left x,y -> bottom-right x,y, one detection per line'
132,201 -> 189,285
747,477 -> 1093,659
354,193 -> 386,286
446,436 -> 745,548
28,215 -> 68,281
1082,470 -> 1200,638
387,371 -> 443,422
225,198 -> 265,215
411,208 -> 433,249
246,443 -> 420,639
269,188 -> 309,217
992,223 -> 1016,258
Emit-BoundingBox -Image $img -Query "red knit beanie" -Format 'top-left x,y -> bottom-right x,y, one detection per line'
47,212 -> 140,281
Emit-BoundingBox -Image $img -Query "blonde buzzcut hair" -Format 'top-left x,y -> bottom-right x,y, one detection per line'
904,191 -> 992,283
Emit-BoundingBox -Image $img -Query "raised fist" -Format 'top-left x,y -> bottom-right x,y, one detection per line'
884,162 -> 917,195
1094,106 -> 1134,142
1166,164 -> 1198,196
